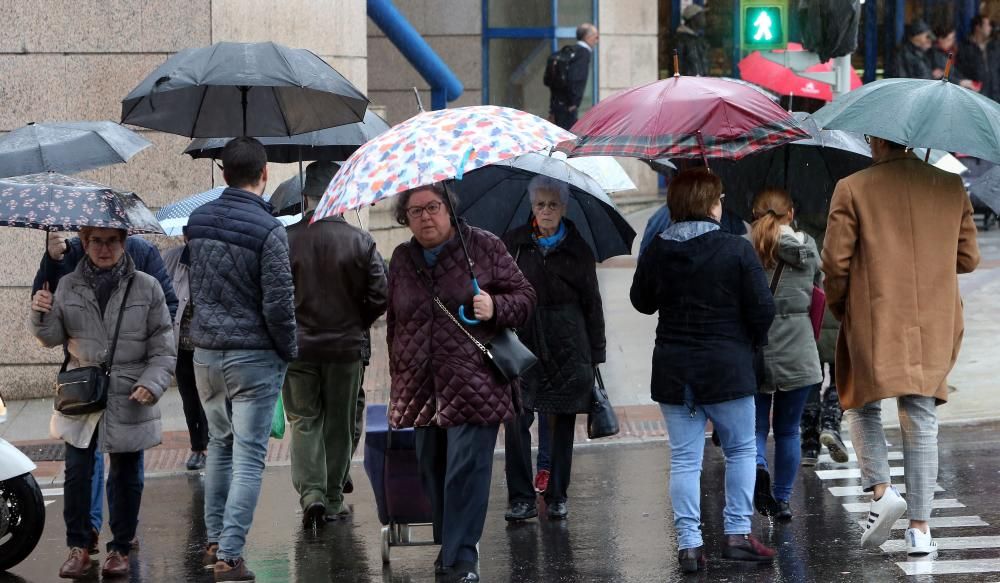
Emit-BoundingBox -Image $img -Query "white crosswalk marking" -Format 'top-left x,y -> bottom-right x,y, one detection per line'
842,499 -> 965,513
856,516 -> 989,530
882,535 -> 1000,553
42,488 -> 63,497
818,451 -> 904,464
896,559 -> 1000,576
828,484 -> 944,497
816,466 -> 905,480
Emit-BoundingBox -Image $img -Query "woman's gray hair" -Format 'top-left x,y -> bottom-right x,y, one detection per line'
527,175 -> 570,206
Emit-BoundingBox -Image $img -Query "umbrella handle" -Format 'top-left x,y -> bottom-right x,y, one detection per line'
458,278 -> 481,326
456,147 -> 474,180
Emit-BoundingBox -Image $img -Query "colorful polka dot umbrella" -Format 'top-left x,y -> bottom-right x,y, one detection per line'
311,106 -> 575,221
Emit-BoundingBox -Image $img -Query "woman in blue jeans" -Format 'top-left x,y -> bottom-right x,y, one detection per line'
630,169 -> 777,574
749,189 -> 823,521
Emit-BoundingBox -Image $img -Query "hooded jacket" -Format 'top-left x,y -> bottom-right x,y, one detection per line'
630,220 -> 775,405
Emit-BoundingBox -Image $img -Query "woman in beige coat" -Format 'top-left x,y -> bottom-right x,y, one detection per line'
29,226 -> 176,580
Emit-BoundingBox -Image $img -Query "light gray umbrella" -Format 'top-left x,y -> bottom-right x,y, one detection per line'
121,41 -> 369,137
0,121 -> 152,178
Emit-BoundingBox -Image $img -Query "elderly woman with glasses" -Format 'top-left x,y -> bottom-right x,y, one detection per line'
29,226 -> 176,580
385,183 -> 535,582
501,175 -> 605,522
630,168 -> 777,573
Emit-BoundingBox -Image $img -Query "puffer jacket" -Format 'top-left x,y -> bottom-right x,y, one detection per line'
162,245 -> 189,350
387,224 -> 536,429
186,187 -> 298,362
759,228 -> 824,392
28,256 -> 176,453
503,221 -> 605,415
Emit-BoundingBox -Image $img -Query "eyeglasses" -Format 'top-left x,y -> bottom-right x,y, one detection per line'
405,200 -> 445,219
86,237 -> 122,249
533,201 -> 562,212
864,134 -> 871,144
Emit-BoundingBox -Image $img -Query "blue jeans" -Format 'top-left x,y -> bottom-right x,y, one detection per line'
90,450 -> 144,532
754,385 -> 813,502
660,393 -> 756,551
194,348 -> 288,562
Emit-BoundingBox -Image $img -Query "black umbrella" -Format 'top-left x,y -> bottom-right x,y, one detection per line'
121,41 -> 369,138
452,152 -> 636,262
967,164 -> 1000,215
183,109 -> 390,163
0,121 -> 152,178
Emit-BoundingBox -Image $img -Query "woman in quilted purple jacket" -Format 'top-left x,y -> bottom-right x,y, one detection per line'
386,183 -> 536,583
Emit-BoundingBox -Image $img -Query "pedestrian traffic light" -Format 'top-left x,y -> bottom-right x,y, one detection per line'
741,0 -> 789,52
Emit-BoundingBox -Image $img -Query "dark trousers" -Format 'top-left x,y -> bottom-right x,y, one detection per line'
545,414 -> 577,504
504,412 -> 576,504
415,423 -> 500,569
552,105 -> 578,131
65,434 -> 142,554
802,365 -> 842,438
176,348 -> 209,451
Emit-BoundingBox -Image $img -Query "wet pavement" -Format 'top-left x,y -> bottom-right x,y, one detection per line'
6,421 -> 1000,582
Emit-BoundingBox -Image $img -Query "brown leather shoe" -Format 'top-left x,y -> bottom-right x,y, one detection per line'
58,547 -> 91,579
101,550 -> 130,578
214,557 -> 256,582
203,543 -> 219,570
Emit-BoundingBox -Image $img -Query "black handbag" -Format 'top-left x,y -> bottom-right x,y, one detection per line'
54,278 -> 134,416
753,260 -> 785,389
587,368 -> 619,439
433,296 -> 538,382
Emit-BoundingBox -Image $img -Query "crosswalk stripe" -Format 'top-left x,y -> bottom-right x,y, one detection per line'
818,451 -> 904,464
856,516 -> 989,530
882,535 -> 1000,553
829,484 -> 944,497
842,499 -> 965,513
42,488 -> 63,497
44,501 -> 54,507
816,466 -> 905,480
896,559 -> 1000,576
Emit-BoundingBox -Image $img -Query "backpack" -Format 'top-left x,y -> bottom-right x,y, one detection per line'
543,45 -> 577,93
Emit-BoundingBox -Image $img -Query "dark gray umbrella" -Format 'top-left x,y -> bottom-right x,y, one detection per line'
121,41 -> 369,137
0,121 -> 152,178
968,164 -> 1000,215
183,109 -> 390,162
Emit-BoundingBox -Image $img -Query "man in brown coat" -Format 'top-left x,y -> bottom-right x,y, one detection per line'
822,137 -> 980,556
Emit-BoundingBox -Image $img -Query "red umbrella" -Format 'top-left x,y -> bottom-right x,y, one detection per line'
558,75 -> 807,162
739,43 -> 863,102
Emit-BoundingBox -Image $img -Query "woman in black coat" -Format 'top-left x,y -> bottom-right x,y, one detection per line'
501,175 -> 605,522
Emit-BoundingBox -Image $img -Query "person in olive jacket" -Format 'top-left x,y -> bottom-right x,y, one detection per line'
630,169 -> 776,573
501,176 -> 605,523
748,189 -> 823,522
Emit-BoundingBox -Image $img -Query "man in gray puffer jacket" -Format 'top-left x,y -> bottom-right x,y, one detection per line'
186,137 -> 297,582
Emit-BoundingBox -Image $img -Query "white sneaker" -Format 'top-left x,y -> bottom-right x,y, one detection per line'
860,486 -> 908,549
906,527 -> 937,556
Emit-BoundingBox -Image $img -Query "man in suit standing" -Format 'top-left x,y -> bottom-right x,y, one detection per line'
550,23 -> 599,131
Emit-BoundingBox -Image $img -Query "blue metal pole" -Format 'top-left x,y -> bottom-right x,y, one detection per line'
956,0 -> 976,42
863,0 -> 878,83
671,0 -> 682,31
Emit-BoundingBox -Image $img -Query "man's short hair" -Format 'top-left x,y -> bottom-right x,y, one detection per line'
667,168 -> 723,222
972,15 -> 990,33
221,137 -> 267,189
576,23 -> 594,41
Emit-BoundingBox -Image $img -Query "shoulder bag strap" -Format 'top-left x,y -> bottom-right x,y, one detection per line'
769,259 -> 786,296
433,296 -> 493,359
104,277 -> 135,376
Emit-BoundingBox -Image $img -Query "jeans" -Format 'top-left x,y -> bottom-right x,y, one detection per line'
845,395 -> 939,521
177,348 -> 210,451
65,431 -> 142,554
755,385 -> 814,501
194,348 -> 288,562
90,450 -> 144,533
282,360 -> 362,511
660,393 -> 756,551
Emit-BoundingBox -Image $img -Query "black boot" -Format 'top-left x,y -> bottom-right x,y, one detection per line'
754,465 -> 779,517
819,386 -> 849,463
678,546 -> 706,573
800,387 -> 821,467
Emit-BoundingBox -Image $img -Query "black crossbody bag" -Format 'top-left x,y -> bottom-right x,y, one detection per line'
54,278 -> 134,416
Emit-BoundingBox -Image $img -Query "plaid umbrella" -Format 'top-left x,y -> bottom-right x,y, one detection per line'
0,172 -> 162,234
557,76 -> 808,161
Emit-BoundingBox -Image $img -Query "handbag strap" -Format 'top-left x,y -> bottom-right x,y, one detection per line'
433,296 -> 492,358
769,259 -> 786,296
104,277 -> 135,376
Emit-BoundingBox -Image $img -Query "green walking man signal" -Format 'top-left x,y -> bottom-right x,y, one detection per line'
740,0 -> 788,52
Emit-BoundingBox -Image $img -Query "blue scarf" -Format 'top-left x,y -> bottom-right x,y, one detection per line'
423,242 -> 448,267
534,220 -> 567,253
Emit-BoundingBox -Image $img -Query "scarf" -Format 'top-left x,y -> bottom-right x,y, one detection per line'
532,218 -> 567,255
80,256 -> 128,316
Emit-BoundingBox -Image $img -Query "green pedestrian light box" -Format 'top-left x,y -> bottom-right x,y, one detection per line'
740,0 -> 788,52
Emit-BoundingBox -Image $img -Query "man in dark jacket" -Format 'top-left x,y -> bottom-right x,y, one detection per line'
675,4 -> 711,76
550,23 -> 598,130
186,137 -> 297,582
892,20 -> 935,79
282,162 -> 388,526
957,15 -> 1000,101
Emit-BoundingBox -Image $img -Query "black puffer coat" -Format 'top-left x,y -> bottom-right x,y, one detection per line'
503,221 -> 605,415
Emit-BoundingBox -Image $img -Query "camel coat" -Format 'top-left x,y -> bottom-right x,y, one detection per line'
821,151 -> 980,410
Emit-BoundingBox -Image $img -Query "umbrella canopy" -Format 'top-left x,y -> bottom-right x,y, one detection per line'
452,152 -> 636,261
557,76 -> 808,160
718,77 -> 781,102
121,41 -> 369,138
313,105 -> 574,220
155,186 -> 299,236
183,109 -> 390,163
0,173 -> 162,234
0,121 -> 152,178
549,152 -> 636,193
810,77 -> 1000,164
739,43 -> 863,102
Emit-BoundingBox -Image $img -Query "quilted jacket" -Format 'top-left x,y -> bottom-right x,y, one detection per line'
503,221 -> 605,415
386,224 -> 536,429
186,187 -> 298,362
29,256 -> 176,453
